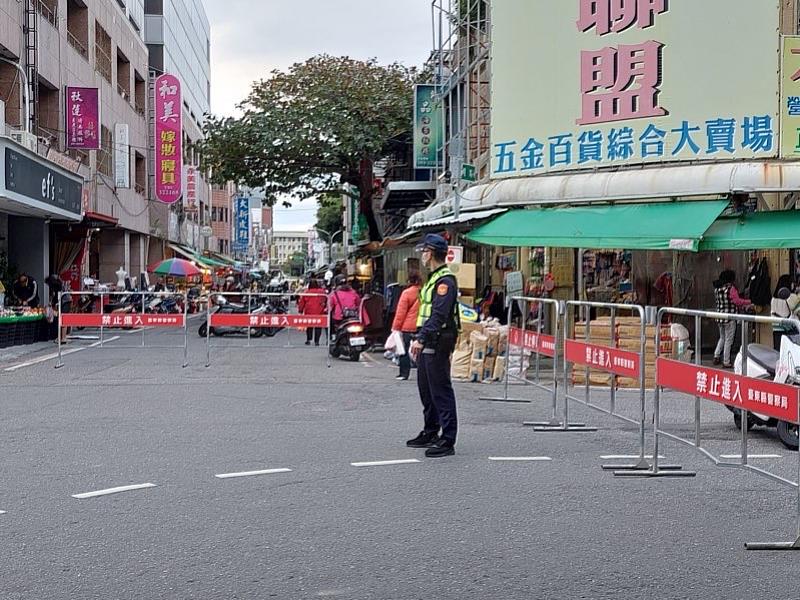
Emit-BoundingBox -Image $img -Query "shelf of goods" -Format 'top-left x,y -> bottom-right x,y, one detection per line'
0,310 -> 48,348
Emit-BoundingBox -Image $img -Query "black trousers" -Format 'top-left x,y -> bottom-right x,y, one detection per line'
416,348 -> 457,444
398,332 -> 413,378
306,327 -> 323,344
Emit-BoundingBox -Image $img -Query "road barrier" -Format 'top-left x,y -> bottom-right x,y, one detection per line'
56,291 -> 188,368
615,307 -> 800,550
480,296 -> 560,409
204,292 -> 331,367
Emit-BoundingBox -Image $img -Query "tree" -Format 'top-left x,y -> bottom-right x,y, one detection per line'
200,55 -> 417,241
285,252 -> 308,277
315,194 -> 344,243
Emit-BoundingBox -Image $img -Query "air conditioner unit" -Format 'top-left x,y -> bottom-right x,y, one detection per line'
7,130 -> 38,152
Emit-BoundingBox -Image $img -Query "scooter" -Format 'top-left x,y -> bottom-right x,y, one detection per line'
731,333 -> 800,450
329,317 -> 367,362
198,295 -> 266,338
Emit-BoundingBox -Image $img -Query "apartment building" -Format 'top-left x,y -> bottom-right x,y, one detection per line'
210,181 -> 233,256
0,0 -> 152,289
272,231 -> 309,265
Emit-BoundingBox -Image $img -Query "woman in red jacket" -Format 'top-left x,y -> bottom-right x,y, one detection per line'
298,279 -> 327,346
391,274 -> 422,380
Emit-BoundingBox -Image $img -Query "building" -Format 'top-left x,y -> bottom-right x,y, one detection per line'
210,181 -> 234,255
272,231 -> 309,266
143,0 -> 212,254
0,0 -> 152,291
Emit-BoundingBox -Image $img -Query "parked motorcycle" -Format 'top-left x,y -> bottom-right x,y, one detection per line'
730,333 -> 800,450
329,317 -> 367,362
198,295 -> 267,338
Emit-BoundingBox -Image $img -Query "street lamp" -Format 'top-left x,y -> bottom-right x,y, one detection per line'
315,228 -> 343,267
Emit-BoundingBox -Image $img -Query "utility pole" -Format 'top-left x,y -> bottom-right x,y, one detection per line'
315,228 -> 343,266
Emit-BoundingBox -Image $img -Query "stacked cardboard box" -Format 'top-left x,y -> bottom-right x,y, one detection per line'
451,318 -> 508,383
572,316 -> 672,389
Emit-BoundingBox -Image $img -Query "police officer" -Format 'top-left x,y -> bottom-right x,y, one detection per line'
407,233 -> 459,458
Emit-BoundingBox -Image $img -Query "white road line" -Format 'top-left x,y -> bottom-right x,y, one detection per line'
72,482 -> 156,499
351,459 -> 421,467
488,456 -> 552,462
215,468 -> 292,479
0,510 -> 6,514
4,336 -> 121,372
600,454 -> 665,460
720,454 -> 783,459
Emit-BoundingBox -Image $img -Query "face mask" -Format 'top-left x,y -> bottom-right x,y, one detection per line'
421,252 -> 432,268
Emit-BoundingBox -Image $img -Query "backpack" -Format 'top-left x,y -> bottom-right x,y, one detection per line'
746,257 -> 771,306
335,291 -> 359,319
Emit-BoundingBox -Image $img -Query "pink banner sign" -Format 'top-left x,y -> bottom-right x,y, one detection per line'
65,86 -> 100,150
154,74 -> 182,204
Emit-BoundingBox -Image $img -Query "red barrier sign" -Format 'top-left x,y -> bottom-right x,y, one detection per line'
209,313 -> 329,329
508,326 -> 556,357
62,313 -> 185,328
656,358 -> 800,425
565,339 -> 640,378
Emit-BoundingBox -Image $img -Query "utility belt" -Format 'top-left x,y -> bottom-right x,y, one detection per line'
417,317 -> 459,353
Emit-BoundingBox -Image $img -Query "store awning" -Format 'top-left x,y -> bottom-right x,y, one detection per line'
168,243 -> 198,262
380,181 -> 436,211
466,200 -> 730,252
410,207 -> 508,229
700,210 -> 800,251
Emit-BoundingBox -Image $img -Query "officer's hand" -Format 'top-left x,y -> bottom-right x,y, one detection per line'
410,340 -> 423,362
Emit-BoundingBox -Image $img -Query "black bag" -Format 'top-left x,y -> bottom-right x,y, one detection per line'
746,258 -> 771,306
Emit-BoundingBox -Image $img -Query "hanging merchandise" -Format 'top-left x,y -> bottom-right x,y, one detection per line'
746,256 -> 771,306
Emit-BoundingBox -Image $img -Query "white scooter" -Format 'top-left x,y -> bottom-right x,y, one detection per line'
731,331 -> 800,450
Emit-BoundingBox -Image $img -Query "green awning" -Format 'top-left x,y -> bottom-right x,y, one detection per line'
700,210 -> 800,251
466,200 -> 730,252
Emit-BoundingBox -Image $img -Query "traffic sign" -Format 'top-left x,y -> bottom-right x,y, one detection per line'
461,163 -> 476,182
446,245 -> 463,264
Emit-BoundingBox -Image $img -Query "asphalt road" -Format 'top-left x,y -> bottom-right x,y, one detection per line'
1,323 -> 799,599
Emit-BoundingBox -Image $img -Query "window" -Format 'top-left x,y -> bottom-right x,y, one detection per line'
135,151 -> 146,195
144,0 -> 163,14
98,125 -> 113,177
36,0 -> 58,27
66,0 -> 89,60
134,70 -> 146,116
116,49 -> 131,101
95,22 -> 112,84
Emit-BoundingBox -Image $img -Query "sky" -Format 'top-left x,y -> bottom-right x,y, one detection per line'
203,0 -> 433,231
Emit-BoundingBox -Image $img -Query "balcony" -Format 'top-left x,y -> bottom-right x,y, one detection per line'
36,0 -> 57,28
95,45 -> 112,84
117,83 -> 130,102
135,182 -> 146,195
67,30 -> 89,60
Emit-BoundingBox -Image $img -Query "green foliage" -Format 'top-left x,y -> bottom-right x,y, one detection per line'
315,194 -> 344,243
199,55 -> 417,241
0,250 -> 16,295
285,251 -> 308,277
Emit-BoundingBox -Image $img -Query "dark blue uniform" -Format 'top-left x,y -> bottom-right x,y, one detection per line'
416,270 -> 459,445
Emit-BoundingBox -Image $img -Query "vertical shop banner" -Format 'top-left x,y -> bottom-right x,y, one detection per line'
154,74 -> 182,204
781,36 -> 800,158
65,86 -> 100,150
413,84 -> 444,169
233,196 -> 250,251
491,1 -> 781,178
114,123 -> 130,188
183,165 -> 197,213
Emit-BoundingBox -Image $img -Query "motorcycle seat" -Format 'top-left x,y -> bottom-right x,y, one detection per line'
746,343 -> 778,374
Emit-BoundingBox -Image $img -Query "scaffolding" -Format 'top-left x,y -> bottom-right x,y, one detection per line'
429,0 -> 491,193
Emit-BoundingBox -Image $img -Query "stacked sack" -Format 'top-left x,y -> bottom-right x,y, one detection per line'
451,318 -> 509,383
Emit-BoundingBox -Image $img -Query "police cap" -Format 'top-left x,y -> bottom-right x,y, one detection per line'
414,233 -> 448,253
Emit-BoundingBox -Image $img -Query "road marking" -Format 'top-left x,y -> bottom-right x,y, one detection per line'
720,454 -> 782,459
4,336 -> 121,371
488,456 -> 552,462
0,510 -> 6,514
351,459 -> 421,468
215,468 -> 292,479
600,455 -> 665,460
72,482 -> 156,499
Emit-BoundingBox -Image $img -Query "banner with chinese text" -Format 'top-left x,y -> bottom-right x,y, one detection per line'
233,195 -> 250,252
154,74 -> 182,204
413,84 -> 444,169
780,36 -> 800,158
65,87 -> 100,150
491,0 -> 781,178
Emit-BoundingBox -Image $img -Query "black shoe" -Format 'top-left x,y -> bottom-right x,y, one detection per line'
406,430 -> 439,448
425,439 -> 455,458
305,341 -> 311,346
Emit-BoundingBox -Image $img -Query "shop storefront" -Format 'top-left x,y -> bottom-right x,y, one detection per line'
0,138 -> 83,340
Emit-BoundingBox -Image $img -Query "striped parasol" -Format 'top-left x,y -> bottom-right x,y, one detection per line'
148,258 -> 202,277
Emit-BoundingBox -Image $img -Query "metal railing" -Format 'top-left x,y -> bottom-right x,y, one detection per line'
67,30 -> 89,60
95,45 -> 112,83
36,0 -> 57,27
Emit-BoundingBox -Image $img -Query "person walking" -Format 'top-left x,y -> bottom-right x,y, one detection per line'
713,269 -> 752,368
391,273 -> 421,381
407,234 -> 460,458
770,274 -> 800,349
298,279 -> 327,346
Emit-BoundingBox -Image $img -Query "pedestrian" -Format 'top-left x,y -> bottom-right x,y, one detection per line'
713,269 -> 752,368
407,234 -> 460,458
391,273 -> 422,381
12,273 -> 39,308
298,278 -> 327,346
770,274 -> 800,349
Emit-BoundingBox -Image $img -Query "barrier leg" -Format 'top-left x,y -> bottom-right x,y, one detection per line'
205,305 -> 211,368
480,298 -> 530,403
182,296 -> 188,368
526,303 -> 595,432
55,297 -> 64,369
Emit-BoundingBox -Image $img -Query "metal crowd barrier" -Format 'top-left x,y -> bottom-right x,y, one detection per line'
204,292 -> 331,368
56,291 -> 189,368
480,296 -> 560,407
557,301 -> 683,470
616,307 -> 800,550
